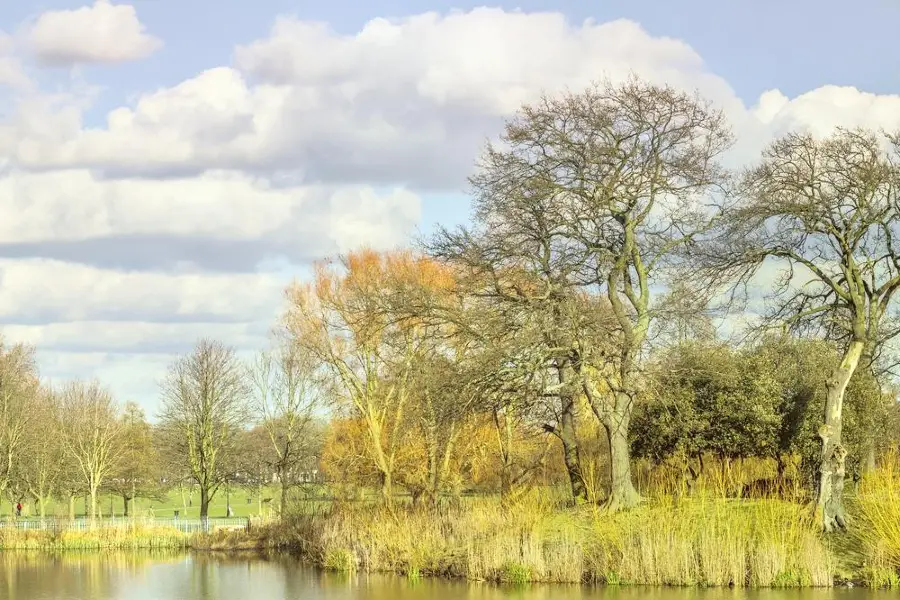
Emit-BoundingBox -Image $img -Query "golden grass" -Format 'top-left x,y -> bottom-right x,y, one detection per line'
0,524 -> 189,550
855,450 -> 900,587
280,491 -> 833,587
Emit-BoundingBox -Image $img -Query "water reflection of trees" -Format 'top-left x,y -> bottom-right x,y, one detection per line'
0,550 -> 186,599
2,553 -> 870,600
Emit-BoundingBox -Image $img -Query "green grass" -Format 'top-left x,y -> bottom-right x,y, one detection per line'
3,485 -> 330,519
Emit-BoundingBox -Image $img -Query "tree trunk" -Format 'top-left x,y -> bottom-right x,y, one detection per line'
380,469 -> 393,504
559,415 -> 586,503
123,495 -> 131,517
817,340 -> 864,532
280,471 -> 289,519
558,390 -> 587,504
602,400 -> 641,510
89,490 -> 97,521
68,495 -> 75,520
199,486 -> 210,518
434,431 -> 456,503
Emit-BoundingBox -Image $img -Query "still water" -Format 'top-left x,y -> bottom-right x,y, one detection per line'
0,552 -> 894,600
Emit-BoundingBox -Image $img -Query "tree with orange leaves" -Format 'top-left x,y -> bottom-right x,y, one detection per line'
283,249 -> 455,505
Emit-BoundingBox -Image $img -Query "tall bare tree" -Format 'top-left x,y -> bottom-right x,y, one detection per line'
0,339 -> 39,501
159,339 -> 250,518
108,402 -> 161,517
250,341 -> 320,517
703,128 -> 900,530
434,77 -> 732,508
18,386 -> 65,517
58,380 -> 123,520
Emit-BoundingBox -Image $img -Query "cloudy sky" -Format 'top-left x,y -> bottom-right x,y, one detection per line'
0,0 -> 898,415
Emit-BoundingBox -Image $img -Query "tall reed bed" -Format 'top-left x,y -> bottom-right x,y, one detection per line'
282,491 -> 832,586
855,449 -> 900,587
0,524 -> 189,550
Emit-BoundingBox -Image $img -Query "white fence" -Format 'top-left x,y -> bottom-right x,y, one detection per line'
0,516 -> 250,534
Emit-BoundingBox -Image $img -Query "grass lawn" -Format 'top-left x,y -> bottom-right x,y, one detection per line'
1,485 -> 310,519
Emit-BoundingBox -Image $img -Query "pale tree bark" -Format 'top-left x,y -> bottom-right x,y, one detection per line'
702,128 -> 900,531
817,340 -> 864,531
602,395 -> 641,509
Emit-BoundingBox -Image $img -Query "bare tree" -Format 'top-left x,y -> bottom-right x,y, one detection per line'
108,402 -> 161,517
703,128 -> 900,531
57,380 -> 123,520
18,386 -> 65,517
433,77 -> 732,508
249,340 -> 320,517
0,339 -> 39,501
159,339 -> 250,518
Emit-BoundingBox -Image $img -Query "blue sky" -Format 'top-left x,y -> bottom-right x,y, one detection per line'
0,0 -> 898,414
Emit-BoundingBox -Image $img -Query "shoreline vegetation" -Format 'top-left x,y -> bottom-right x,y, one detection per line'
3,457 -> 899,589
5,78 -> 900,595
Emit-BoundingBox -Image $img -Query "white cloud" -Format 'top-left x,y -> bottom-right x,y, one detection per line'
4,11 -> 744,187
36,350 -> 174,415
27,0 -> 161,66
5,321 -> 267,354
0,32 -> 29,88
0,7 -> 898,409
4,8 -> 899,189
0,169 -> 419,247
0,259 -> 287,322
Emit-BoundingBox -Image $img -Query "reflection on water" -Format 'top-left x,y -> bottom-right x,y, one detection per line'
0,552 -> 895,600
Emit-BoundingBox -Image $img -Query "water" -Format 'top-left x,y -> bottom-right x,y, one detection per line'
0,552 -> 893,600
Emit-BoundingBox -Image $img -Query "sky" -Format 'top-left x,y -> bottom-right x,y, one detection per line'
0,0 -> 899,416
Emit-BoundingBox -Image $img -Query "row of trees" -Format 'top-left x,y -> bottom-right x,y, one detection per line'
0,340 -> 146,518
279,77 -> 900,532
0,338 -> 324,519
2,77 -> 898,533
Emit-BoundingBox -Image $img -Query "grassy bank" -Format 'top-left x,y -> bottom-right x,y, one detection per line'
264,459 -> 900,590
271,494 -> 834,587
1,494 -> 898,588
3,460 -> 899,588
0,524 -> 190,551
0,523 -> 277,552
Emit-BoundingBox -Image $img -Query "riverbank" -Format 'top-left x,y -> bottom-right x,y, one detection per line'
259,493 -> 899,588
2,491 -> 898,588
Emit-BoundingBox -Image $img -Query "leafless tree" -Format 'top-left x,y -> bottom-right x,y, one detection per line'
18,386 -> 65,517
108,402 -> 162,517
249,340 -> 321,517
57,380 -> 123,520
159,339 -> 250,518
701,127 -> 900,531
433,76 -> 732,508
0,339 -> 39,501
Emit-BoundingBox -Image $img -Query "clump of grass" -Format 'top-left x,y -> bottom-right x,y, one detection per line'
0,524 -> 189,551
588,495 -> 831,587
281,489 -> 831,587
323,547 -> 357,572
855,450 -> 900,586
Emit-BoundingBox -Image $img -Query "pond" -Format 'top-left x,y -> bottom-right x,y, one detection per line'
0,552 -> 894,600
